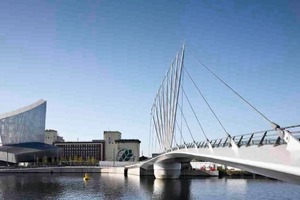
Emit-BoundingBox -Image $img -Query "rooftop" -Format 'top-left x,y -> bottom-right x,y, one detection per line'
45,129 -> 57,132
104,131 -> 121,134
115,139 -> 141,143
55,140 -> 105,144
0,99 -> 46,120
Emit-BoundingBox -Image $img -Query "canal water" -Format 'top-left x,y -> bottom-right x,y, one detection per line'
0,173 -> 299,199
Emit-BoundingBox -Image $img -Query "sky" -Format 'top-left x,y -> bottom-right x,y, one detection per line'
0,0 -> 299,156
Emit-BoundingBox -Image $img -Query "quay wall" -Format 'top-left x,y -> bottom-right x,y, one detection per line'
0,166 -> 102,173
0,166 -> 219,177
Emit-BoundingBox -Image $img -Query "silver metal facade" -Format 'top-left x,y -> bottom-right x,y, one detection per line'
0,100 -> 46,145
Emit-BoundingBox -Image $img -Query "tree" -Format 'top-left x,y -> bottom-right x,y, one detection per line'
85,156 -> 90,165
42,156 -> 48,166
58,156 -> 65,165
68,156 -> 72,165
73,155 -> 78,165
78,156 -> 83,165
90,157 -> 95,165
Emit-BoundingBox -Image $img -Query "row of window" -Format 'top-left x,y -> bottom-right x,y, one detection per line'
61,146 -> 101,148
62,152 -> 103,160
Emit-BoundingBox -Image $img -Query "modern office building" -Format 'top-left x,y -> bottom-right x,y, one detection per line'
0,100 -> 61,165
54,140 -> 105,162
55,131 -> 141,163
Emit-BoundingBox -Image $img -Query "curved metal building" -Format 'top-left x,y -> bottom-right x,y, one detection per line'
0,100 -> 46,145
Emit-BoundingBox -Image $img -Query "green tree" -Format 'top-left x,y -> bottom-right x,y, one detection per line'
78,156 -> 83,165
86,156 -> 91,165
73,155 -> 78,165
68,156 -> 72,165
90,157 -> 95,165
42,156 -> 48,166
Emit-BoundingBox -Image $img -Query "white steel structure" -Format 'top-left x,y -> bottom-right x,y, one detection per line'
130,45 -> 300,184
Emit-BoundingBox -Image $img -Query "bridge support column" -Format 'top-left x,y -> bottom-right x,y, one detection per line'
154,162 -> 181,179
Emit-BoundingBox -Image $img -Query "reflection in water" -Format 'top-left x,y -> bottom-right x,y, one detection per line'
0,174 -> 299,199
0,174 -> 62,200
153,179 -> 186,199
98,174 -> 139,199
139,176 -> 193,199
225,178 -> 247,198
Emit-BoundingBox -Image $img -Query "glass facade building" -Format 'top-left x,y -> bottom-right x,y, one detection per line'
0,100 -> 46,145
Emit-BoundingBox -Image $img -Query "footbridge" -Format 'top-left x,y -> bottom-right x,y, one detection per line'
126,44 -> 300,184
127,124 -> 300,184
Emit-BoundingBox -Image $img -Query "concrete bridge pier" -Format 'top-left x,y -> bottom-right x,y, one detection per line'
154,162 -> 181,179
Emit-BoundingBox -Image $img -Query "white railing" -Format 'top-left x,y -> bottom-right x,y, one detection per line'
99,161 -> 137,167
168,124 -> 300,152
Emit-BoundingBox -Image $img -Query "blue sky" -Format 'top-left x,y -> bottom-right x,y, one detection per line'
0,0 -> 299,155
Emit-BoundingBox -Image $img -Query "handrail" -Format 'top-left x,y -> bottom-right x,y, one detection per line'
167,124 -> 300,151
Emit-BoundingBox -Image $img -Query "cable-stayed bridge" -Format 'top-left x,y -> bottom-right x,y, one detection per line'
126,44 -> 300,184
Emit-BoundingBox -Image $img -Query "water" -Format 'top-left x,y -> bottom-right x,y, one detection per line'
0,173 -> 299,199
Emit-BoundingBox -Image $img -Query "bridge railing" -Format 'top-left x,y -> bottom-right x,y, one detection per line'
171,125 -> 300,151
